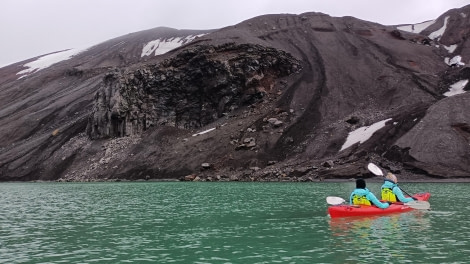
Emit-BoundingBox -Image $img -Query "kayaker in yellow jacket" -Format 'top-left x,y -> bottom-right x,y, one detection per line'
381,173 -> 417,203
349,178 -> 390,209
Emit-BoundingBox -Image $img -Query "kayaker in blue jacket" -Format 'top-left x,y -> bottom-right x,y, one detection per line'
349,178 -> 390,209
381,173 -> 416,203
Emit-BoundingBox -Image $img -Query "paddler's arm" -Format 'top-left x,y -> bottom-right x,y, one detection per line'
367,192 -> 390,209
393,186 -> 414,203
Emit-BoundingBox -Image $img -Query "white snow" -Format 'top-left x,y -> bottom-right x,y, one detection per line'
340,118 -> 392,151
428,16 -> 449,40
443,44 -> 458,53
444,55 -> 465,66
397,20 -> 435,34
192,128 -> 216,136
444,79 -> 469,97
16,48 -> 85,78
141,34 -> 205,57
461,13 -> 467,18
141,37 -> 184,57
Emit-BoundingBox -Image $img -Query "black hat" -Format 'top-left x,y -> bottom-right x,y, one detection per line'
356,178 -> 366,189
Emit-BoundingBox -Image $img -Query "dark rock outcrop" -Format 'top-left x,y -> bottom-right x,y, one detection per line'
87,43 -> 301,139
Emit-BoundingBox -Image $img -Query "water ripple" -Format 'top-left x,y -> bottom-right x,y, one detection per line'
0,182 -> 469,263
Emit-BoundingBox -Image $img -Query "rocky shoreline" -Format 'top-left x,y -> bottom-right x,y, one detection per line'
56,168 -> 470,183
12,176 -> 470,183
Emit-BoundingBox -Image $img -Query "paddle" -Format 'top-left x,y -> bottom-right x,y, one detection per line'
367,163 -> 413,194
403,200 -> 430,210
367,162 -> 430,210
326,196 -> 346,205
367,163 -> 384,177
326,196 -> 361,208
398,186 -> 414,197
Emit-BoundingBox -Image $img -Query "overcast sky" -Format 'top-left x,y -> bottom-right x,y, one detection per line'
1,0 -> 469,67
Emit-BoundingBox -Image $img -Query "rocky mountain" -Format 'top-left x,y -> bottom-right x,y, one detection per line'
1,6 -> 469,182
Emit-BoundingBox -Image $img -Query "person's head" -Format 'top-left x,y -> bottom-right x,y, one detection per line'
356,178 -> 366,189
386,172 -> 398,183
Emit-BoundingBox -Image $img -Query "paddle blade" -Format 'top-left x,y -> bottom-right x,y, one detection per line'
326,196 -> 346,205
367,163 -> 384,176
405,200 -> 430,210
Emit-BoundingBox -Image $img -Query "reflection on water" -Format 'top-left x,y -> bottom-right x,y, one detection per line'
326,212 -> 433,263
329,211 -> 431,237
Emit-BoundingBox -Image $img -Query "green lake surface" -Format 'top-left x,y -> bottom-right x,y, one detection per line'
0,181 -> 468,264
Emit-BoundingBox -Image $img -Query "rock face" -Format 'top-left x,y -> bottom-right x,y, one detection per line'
87,43 -> 301,139
1,6 -> 470,181
394,93 -> 470,177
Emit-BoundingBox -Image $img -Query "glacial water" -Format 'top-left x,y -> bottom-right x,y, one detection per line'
0,181 -> 469,264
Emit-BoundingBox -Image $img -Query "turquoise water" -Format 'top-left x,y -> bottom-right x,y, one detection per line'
0,181 -> 468,263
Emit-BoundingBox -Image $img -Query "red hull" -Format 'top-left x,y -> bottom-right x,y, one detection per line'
328,192 -> 431,218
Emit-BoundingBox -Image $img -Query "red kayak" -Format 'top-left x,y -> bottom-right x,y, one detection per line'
328,192 -> 431,218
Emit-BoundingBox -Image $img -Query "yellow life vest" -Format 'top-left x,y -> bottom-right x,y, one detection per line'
381,187 -> 397,202
352,194 -> 372,206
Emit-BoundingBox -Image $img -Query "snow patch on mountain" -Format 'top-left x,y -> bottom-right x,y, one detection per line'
192,128 -> 216,137
445,55 -> 465,66
429,16 -> 449,40
444,79 -> 469,97
141,34 -> 206,57
443,44 -> 458,53
340,118 -> 392,151
397,20 -> 435,34
16,48 -> 85,79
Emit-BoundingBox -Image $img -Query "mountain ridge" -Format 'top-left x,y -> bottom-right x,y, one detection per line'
1,6 -> 469,181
